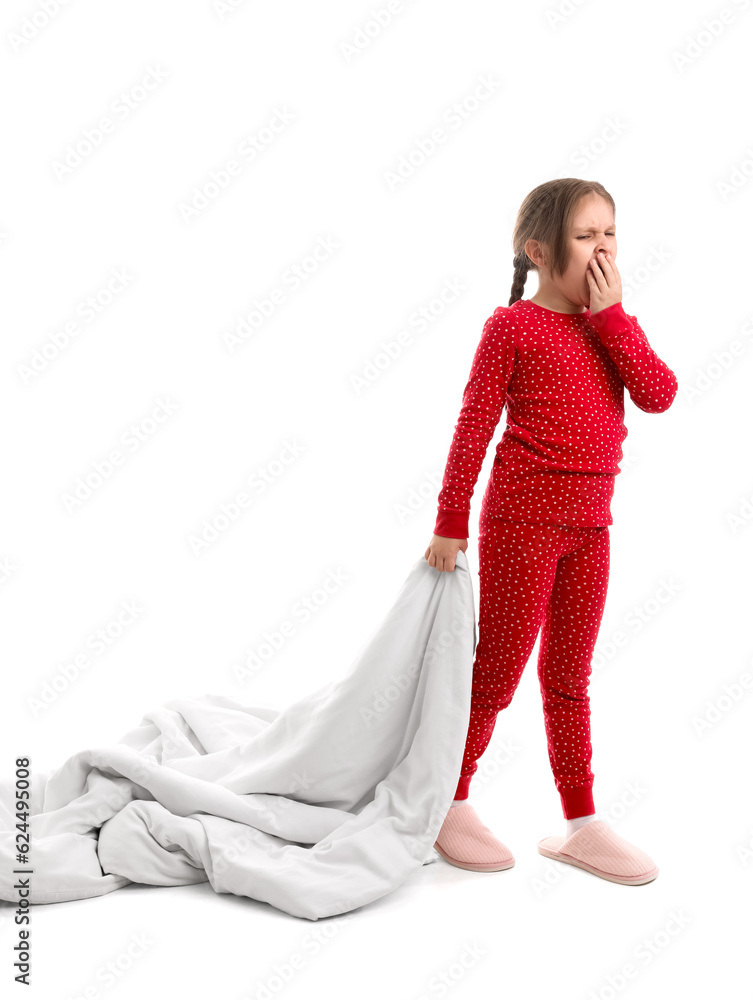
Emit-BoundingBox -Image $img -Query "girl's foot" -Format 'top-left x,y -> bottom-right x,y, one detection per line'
434,802 -> 515,872
537,820 -> 659,885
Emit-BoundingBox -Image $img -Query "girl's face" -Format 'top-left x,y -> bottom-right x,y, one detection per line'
561,194 -> 617,308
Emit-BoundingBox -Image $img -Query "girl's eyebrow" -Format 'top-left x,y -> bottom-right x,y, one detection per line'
573,226 -> 616,231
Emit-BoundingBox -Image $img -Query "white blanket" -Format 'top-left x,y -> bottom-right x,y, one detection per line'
0,551 -> 475,921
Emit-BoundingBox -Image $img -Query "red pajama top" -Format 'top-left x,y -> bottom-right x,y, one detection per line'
433,298 -> 678,538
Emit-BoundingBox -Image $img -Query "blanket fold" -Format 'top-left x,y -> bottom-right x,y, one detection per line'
0,551 -> 475,920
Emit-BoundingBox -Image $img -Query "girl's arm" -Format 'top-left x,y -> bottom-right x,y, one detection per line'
588,302 -> 678,413
433,308 -> 517,539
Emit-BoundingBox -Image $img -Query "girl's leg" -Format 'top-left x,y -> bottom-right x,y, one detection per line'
536,526 -> 610,820
453,515 -> 567,800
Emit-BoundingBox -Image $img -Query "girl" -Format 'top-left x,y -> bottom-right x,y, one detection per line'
424,178 -> 677,885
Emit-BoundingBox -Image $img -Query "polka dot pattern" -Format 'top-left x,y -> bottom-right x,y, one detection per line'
433,298 -> 678,539
453,513 -> 610,820
434,298 -> 677,818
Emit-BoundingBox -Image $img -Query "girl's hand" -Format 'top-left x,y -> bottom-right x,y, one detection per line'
424,535 -> 467,573
586,250 -> 622,314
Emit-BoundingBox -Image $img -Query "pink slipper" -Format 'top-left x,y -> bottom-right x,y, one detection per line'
434,803 -> 515,872
537,820 -> 659,885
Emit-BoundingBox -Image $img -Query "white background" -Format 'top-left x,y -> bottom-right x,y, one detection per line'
1,0 -> 752,997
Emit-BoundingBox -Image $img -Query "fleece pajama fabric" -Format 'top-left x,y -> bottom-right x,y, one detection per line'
434,298 -> 678,817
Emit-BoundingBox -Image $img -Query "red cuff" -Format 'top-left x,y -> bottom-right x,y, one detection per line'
588,301 -> 630,333
560,784 -> 595,820
433,508 -> 470,540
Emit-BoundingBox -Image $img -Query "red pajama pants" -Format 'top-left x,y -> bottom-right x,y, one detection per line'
454,511 -> 610,819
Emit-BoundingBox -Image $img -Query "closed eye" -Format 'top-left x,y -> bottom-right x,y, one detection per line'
577,234 -> 615,239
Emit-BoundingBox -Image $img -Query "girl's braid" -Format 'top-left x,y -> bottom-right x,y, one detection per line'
508,252 -> 530,307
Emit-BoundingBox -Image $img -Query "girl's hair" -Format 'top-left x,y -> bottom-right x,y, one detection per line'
509,178 -> 615,306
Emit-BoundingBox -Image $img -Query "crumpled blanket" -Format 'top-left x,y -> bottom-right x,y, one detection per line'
0,550 -> 475,920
